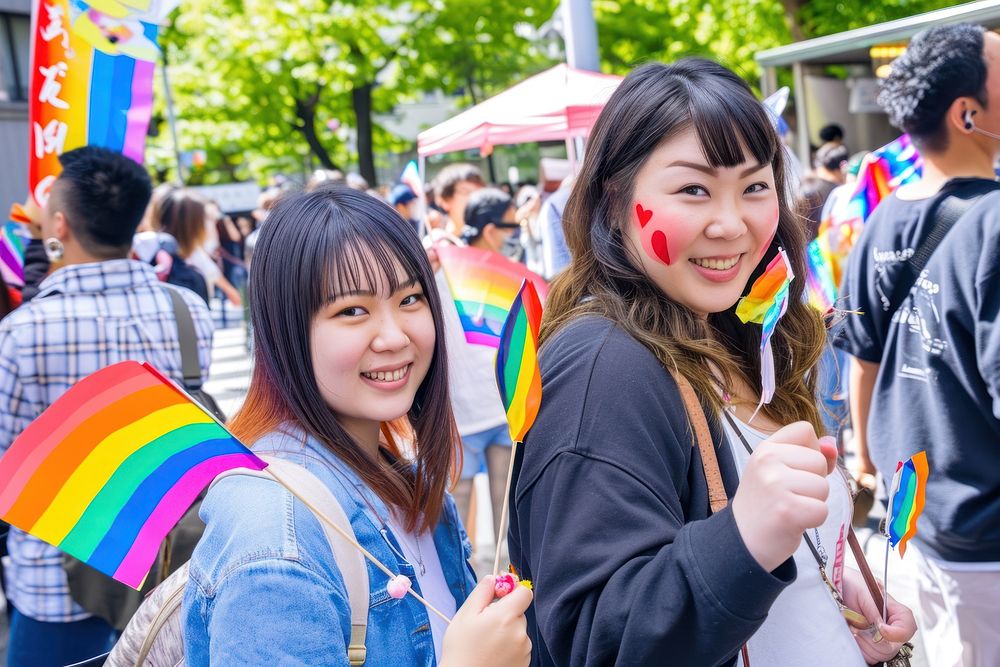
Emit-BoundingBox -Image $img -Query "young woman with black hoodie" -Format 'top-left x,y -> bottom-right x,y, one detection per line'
507,59 -> 917,666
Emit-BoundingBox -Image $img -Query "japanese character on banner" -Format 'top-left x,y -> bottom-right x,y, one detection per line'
38,61 -> 69,109
33,120 -> 68,159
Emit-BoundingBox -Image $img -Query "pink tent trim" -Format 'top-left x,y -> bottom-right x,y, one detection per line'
416,64 -> 623,157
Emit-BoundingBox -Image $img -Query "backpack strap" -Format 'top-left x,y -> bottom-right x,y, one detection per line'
163,286 -> 204,390
214,456 -> 369,665
886,179 -> 1000,316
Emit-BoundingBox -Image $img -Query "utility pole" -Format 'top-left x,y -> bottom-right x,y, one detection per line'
561,0 -> 599,72
160,45 -> 186,184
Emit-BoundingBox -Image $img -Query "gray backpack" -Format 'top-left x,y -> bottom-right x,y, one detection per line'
106,456 -> 370,666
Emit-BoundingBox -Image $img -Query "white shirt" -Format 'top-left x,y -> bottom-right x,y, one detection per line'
187,246 -> 222,293
435,271 -> 509,436
385,513 -> 457,661
722,413 -> 866,667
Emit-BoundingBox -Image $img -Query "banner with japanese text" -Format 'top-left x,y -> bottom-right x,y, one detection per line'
26,0 -> 177,208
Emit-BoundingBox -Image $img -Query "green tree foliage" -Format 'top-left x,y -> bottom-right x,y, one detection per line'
151,0 -> 958,184
593,0 -> 957,81
153,0 -> 557,185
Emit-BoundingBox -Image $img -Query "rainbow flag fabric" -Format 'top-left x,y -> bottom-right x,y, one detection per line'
25,0 -> 175,208
495,279 -> 543,442
437,245 -> 548,348
886,451 -> 929,558
400,160 -> 424,199
736,249 -> 793,410
0,360 -> 266,589
805,135 -> 922,312
1,221 -> 27,288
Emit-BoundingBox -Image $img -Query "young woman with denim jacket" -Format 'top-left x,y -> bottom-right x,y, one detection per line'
183,187 -> 532,666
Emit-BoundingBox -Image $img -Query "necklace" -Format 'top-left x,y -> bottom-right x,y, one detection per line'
390,523 -> 427,576
323,453 -> 430,576
721,411 -> 866,626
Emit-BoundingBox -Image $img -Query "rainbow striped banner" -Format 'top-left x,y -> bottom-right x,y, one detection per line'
25,0 -> 175,207
495,279 -> 543,443
805,135 -> 923,313
886,451 -> 929,558
0,361 -> 266,589
437,245 -> 547,348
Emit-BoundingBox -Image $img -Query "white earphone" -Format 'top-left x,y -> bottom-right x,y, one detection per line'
964,109 -> 1000,140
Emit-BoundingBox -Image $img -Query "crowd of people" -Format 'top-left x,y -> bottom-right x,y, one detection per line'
1,19 -> 999,667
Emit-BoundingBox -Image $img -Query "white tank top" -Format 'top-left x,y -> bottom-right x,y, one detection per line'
721,412 -> 866,667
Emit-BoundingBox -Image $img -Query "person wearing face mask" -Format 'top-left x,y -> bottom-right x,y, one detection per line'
460,188 -> 523,260
426,188 -> 523,562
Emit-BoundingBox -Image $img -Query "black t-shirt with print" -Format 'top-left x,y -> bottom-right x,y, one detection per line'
856,190 -> 1000,561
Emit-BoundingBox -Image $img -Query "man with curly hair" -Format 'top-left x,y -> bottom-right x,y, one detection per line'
837,23 -> 1000,666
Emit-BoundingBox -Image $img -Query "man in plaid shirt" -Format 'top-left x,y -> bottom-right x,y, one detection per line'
0,147 -> 213,665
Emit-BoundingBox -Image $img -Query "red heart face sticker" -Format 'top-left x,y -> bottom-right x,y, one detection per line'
635,203 -> 653,228
634,201 -> 673,266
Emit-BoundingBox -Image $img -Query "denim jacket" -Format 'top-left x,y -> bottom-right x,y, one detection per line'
183,426 -> 476,666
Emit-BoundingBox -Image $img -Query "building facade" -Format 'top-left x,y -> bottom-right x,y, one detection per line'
0,0 -> 29,213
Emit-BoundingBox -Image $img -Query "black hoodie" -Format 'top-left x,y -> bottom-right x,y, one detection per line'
508,316 -> 795,666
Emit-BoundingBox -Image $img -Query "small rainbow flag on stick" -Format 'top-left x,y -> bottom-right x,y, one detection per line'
0,361 -> 266,589
495,279 -> 543,443
436,245 -> 547,348
492,279 -> 543,575
735,248 -> 793,419
886,451 -> 929,558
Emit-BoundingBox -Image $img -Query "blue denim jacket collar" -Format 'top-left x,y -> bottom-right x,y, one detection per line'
253,423 -> 473,596
185,424 -> 476,665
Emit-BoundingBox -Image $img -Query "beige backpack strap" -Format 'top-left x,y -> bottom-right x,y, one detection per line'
215,456 -> 368,665
670,371 -> 728,513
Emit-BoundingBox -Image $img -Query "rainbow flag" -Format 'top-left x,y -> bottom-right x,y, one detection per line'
495,279 -> 543,443
886,451 -> 929,558
805,135 -> 922,313
24,0 -> 175,208
736,249 -> 793,412
1,221 -> 27,289
0,360 -> 266,589
437,245 -> 548,348
400,160 -> 424,199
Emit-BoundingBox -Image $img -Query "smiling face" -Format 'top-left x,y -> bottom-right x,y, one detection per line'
624,126 -> 780,317
310,253 -> 436,446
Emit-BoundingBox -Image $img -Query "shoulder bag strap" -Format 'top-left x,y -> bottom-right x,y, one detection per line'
163,286 -> 204,390
670,371 -> 728,513
669,371 -> 750,666
213,457 -> 369,665
887,180 -> 1000,315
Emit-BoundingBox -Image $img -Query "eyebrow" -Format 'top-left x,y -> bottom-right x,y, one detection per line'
324,277 -> 421,303
665,161 -> 768,178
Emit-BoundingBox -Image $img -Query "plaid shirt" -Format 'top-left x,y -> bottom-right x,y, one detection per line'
0,259 -> 213,622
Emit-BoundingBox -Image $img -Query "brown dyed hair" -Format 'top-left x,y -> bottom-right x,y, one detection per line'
155,190 -> 207,258
229,187 -> 461,532
543,59 -> 827,431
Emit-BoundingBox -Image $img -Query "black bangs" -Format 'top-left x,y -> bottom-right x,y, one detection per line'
310,193 -> 427,308
688,81 -> 778,169
321,232 -> 421,304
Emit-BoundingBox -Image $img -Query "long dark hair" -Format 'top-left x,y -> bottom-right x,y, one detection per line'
230,187 -> 460,532
543,59 -> 826,430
